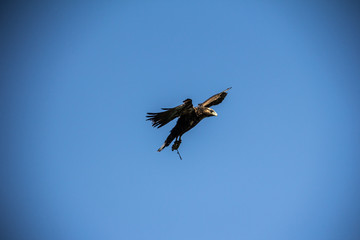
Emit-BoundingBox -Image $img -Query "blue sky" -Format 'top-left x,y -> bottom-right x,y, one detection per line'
1,1 -> 360,240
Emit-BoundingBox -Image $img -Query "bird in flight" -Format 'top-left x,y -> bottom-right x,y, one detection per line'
146,87 -> 231,154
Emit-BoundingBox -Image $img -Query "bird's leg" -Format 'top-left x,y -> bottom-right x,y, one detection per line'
172,136 -> 183,160
172,136 -> 182,151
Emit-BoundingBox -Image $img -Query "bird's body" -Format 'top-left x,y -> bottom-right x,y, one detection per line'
146,87 -> 231,152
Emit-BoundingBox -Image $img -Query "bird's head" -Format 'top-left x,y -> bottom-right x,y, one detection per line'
204,107 -> 218,117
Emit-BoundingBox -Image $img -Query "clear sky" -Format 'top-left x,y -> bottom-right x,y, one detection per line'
1,1 -> 360,240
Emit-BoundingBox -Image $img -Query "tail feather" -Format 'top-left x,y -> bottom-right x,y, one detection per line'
157,132 -> 176,152
157,143 -> 166,152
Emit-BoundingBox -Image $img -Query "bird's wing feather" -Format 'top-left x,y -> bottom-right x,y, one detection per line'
146,99 -> 193,128
200,87 -> 231,107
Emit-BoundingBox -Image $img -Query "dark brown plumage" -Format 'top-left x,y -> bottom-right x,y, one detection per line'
146,87 -> 231,152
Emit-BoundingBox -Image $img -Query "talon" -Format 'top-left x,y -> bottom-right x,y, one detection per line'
172,139 -> 182,151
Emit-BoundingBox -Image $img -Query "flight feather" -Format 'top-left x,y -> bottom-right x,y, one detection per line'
146,98 -> 193,128
200,87 -> 232,107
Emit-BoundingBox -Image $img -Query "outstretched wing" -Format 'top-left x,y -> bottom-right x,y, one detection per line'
146,99 -> 194,128
199,87 -> 232,107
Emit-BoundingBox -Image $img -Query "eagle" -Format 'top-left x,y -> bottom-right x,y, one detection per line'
146,87 -> 231,152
